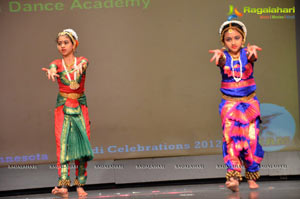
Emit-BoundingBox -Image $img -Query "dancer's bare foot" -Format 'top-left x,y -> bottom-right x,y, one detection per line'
248,180 -> 259,189
51,187 -> 68,198
225,177 -> 239,192
77,186 -> 88,197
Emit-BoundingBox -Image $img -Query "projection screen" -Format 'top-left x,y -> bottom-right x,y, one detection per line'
0,0 -> 299,166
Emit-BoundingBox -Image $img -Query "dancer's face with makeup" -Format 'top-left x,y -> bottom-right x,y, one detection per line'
57,35 -> 74,57
223,29 -> 244,55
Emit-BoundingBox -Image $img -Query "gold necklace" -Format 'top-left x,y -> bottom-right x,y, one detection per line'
66,61 -> 74,68
229,52 -> 240,59
63,58 -> 75,68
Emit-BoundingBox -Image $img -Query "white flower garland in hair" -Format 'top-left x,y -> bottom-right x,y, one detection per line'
63,28 -> 79,41
219,20 -> 247,39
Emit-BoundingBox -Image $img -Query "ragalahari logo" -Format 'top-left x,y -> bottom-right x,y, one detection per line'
227,5 -> 243,21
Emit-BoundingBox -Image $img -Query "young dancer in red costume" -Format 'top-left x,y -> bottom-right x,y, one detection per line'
42,29 -> 94,198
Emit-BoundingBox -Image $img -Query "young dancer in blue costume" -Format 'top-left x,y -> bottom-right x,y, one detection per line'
209,20 -> 264,192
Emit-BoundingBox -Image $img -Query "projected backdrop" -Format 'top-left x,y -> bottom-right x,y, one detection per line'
0,0 -> 298,166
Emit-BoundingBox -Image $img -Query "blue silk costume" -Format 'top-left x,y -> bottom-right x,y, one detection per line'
218,47 -> 264,181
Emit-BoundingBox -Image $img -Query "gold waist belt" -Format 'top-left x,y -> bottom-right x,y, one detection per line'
60,92 -> 83,99
222,92 -> 256,102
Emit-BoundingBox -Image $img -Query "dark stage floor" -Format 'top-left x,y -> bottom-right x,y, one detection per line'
2,180 -> 300,199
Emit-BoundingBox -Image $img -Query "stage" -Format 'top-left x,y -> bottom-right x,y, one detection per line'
1,180 -> 300,199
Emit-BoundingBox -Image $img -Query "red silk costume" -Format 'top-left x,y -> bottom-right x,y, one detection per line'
49,56 -> 93,187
